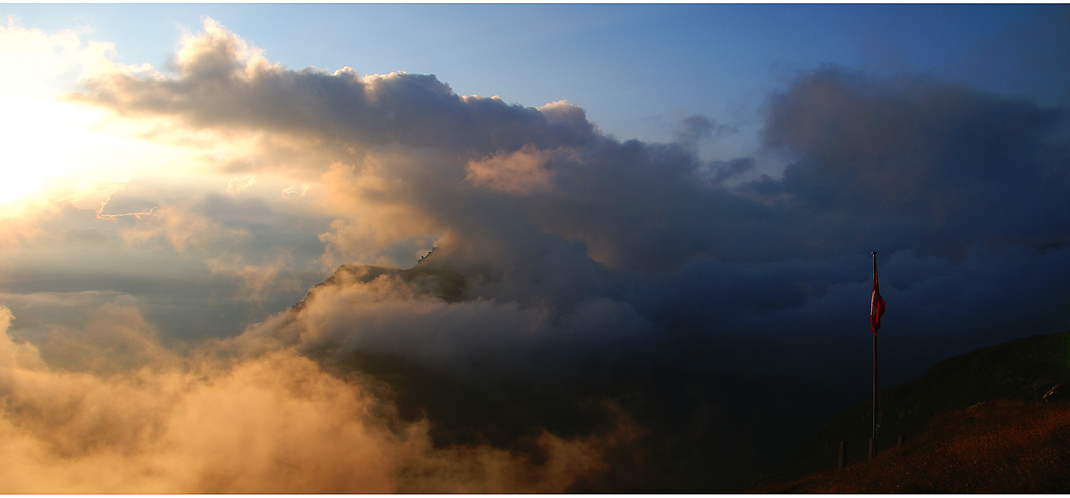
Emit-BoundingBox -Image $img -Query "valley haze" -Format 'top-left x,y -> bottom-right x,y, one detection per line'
0,4 -> 1068,492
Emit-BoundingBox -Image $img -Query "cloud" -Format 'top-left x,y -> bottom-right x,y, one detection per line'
0,166 -> 335,346
0,304 -> 636,493
73,19 -> 761,271
1,197 -> 124,250
120,201 -> 249,254
280,183 -> 309,199
752,65 -> 1070,260
33,18 -> 1070,491
673,114 -> 737,149
224,174 -> 257,194
0,16 -> 117,96
73,19 -> 600,162
465,144 -> 557,194
0,291 -> 170,374
240,263 -> 654,382
203,249 -> 301,304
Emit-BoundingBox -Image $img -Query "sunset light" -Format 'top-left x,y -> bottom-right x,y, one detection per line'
0,4 -> 1068,493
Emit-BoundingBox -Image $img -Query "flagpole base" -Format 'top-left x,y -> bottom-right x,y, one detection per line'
869,438 -> 877,459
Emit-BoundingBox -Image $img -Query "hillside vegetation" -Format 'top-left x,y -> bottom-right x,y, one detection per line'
750,399 -> 1070,492
745,330 -> 1070,491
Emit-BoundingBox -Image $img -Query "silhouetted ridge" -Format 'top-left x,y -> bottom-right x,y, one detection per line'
291,257 -> 467,313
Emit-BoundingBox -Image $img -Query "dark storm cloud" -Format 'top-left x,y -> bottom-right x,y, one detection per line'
630,66 -> 1070,386
706,157 -> 754,185
56,20 -> 1070,491
965,5 -> 1070,106
753,66 -> 1070,260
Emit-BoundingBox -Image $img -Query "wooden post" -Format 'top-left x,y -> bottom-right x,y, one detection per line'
898,434 -> 905,446
839,440 -> 847,469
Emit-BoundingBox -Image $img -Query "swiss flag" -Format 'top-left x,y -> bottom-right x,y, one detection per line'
870,267 -> 886,334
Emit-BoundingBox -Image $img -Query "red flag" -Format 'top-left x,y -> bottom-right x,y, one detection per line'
870,264 -> 886,334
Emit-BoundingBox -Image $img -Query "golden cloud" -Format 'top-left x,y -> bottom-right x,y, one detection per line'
0,305 -> 630,492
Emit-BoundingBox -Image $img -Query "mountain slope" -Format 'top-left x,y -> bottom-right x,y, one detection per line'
745,329 -> 1070,489
751,398 -> 1070,492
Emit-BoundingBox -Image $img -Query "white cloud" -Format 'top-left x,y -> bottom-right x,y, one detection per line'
224,175 -> 257,195
280,183 -> 309,199
0,16 -> 114,96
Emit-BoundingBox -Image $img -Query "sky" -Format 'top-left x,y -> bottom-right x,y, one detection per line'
0,3 -> 1069,492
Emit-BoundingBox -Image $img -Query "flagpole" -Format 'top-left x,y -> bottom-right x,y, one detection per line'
870,251 -> 879,460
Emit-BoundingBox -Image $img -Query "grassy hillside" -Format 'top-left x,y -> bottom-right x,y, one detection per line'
744,329 -> 1070,490
750,399 -> 1070,492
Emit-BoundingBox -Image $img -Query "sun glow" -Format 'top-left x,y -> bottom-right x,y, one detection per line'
0,96 -> 81,202
0,97 -> 114,207
0,18 -> 172,209
0,94 -> 214,212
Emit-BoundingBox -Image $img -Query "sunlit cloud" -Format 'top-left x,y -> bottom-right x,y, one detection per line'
465,144 -> 558,194
0,19 -> 219,214
224,174 -> 257,195
280,183 -> 309,199
0,16 -> 114,96
0,303 -> 633,493
0,10 -> 1067,493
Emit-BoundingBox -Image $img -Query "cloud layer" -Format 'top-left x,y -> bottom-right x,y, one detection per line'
2,18 -> 1068,491
0,303 -> 641,492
